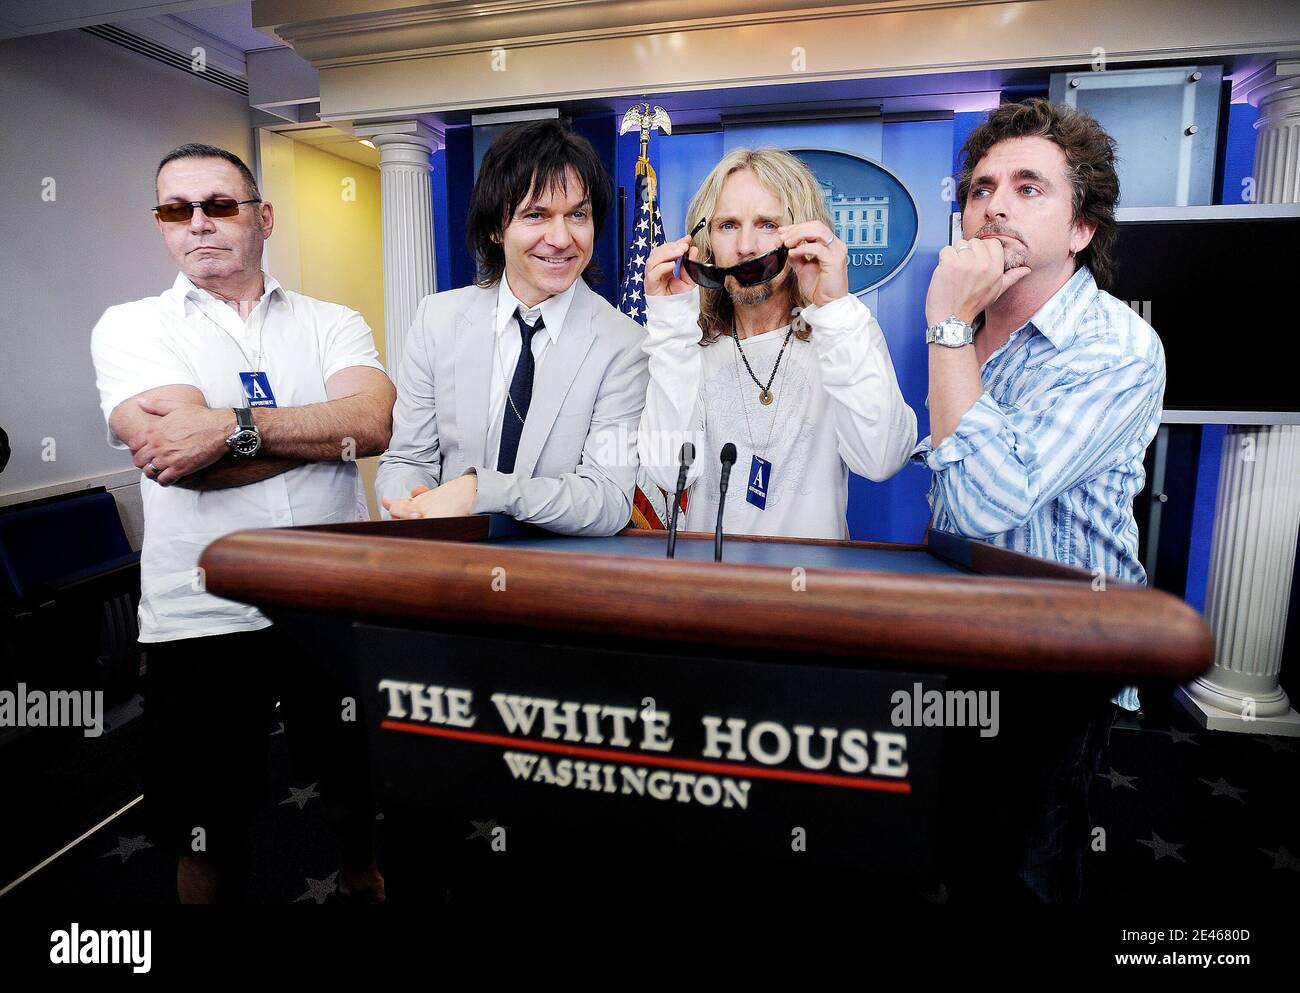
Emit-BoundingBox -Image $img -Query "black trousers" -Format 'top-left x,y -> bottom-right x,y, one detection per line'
142,626 -> 373,860
938,685 -> 1119,905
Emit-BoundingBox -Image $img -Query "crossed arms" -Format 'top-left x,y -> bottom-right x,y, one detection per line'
110,366 -> 395,489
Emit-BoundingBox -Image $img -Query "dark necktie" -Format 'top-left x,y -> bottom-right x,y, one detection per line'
496,309 -> 544,474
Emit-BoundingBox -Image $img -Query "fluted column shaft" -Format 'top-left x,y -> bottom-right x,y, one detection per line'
1178,63 -> 1300,735
356,121 -> 438,372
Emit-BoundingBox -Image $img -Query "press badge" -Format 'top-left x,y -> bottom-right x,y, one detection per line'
746,455 -> 772,510
239,372 -> 278,408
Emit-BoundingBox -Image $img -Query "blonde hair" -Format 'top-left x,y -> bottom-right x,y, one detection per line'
684,147 -> 834,345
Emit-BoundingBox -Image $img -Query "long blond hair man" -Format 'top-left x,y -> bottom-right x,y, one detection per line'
638,147 -> 916,539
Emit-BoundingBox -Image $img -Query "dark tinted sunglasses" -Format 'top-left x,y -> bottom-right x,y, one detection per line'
153,197 -> 261,222
681,210 -> 792,289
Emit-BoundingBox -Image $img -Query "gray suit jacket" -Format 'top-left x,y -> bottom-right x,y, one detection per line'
375,279 -> 650,536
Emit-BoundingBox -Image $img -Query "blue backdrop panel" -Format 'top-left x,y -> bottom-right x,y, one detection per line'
648,131 -> 723,244
1185,425 -> 1225,613
570,113 -> 620,307
647,115 -> 949,543
950,110 -> 986,208
1219,101 -> 1260,206
726,119 -> 885,317
431,147 -> 451,292
853,118 -> 954,543
448,116 -> 620,306
788,148 -> 920,295
443,125 -> 476,289
723,119 -> 883,160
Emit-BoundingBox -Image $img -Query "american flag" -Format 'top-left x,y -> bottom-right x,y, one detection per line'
619,168 -> 680,531
618,171 -> 664,323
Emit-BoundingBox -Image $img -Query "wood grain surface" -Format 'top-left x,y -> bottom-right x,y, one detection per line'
199,520 -> 1213,681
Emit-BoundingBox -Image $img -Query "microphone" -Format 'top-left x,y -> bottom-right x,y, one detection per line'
714,442 -> 737,562
666,442 -> 695,559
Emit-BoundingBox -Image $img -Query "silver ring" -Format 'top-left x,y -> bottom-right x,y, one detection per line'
146,462 -> 160,478
955,244 -> 973,253
825,235 -> 836,247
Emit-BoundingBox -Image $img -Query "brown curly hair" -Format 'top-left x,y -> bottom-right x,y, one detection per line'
956,98 -> 1120,289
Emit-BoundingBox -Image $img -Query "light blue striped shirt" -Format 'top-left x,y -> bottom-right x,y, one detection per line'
912,266 -> 1166,711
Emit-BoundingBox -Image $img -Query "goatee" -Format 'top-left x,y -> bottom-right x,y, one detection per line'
728,281 -> 775,306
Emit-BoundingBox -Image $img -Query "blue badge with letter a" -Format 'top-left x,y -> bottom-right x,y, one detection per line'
239,371 -> 277,408
746,454 -> 771,510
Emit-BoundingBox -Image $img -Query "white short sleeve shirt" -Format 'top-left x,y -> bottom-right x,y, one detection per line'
91,272 -> 385,642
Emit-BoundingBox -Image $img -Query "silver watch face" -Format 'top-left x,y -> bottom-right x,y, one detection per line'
931,318 -> 973,347
229,428 -> 260,456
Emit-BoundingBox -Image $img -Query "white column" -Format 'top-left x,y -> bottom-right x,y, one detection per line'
1177,61 -> 1300,735
354,120 -> 440,371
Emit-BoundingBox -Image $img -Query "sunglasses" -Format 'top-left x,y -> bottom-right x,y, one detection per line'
681,209 -> 793,289
153,197 -> 261,223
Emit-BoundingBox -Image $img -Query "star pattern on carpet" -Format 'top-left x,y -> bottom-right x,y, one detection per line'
1096,767 -> 1139,790
294,870 -> 339,904
1135,832 -> 1187,863
1257,845 -> 1300,872
1199,776 -> 1248,802
19,686 -> 1300,906
917,882 -> 948,905
466,819 -> 507,842
280,782 -> 321,810
100,835 -> 154,863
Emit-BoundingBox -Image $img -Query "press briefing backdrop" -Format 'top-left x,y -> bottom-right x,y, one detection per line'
621,115 -> 952,544
418,97 -> 1265,602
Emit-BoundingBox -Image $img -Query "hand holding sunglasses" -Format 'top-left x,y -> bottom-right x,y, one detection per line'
778,219 -> 849,308
679,215 -> 792,291
644,236 -> 701,297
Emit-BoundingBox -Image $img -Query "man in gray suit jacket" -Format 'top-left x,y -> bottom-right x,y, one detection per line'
377,120 -> 648,535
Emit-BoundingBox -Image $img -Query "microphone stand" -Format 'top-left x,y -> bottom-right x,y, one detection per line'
666,442 -> 694,559
714,443 -> 737,562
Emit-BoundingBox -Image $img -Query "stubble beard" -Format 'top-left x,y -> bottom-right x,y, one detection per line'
727,278 -> 775,307
1002,243 -> 1030,270
973,222 -> 1030,271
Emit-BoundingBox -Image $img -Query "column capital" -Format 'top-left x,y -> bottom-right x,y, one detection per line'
1232,59 -> 1300,109
353,119 -> 444,153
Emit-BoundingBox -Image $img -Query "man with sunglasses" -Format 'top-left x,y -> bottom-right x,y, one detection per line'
91,143 -> 395,903
640,147 -> 916,539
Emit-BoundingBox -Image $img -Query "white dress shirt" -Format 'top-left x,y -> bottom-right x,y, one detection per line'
90,272 -> 385,643
484,276 -> 578,470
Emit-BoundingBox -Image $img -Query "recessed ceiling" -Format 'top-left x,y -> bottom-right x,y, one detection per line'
265,122 -> 380,167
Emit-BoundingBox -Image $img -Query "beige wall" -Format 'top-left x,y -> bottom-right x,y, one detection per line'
0,28 -> 386,527
259,132 -> 386,517
0,29 -> 253,539
291,142 -> 385,357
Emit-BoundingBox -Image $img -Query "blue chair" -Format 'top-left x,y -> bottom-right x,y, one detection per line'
0,488 -> 141,698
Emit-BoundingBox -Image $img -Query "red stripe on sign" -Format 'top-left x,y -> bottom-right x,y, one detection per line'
380,720 -> 912,794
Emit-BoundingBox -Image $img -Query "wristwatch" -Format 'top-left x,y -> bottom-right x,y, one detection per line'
926,315 -> 975,348
225,407 -> 261,458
